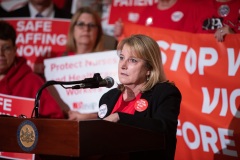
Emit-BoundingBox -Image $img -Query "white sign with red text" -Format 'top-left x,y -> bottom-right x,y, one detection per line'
44,50 -> 119,113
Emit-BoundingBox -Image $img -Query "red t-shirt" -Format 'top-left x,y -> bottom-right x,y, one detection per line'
137,0 -> 203,33
200,0 -> 240,33
111,93 -> 142,115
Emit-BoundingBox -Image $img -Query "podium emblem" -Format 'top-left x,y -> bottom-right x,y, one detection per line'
17,120 -> 38,152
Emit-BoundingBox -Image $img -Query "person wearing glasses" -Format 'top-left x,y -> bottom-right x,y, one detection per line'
66,7 -> 104,121
63,6 -> 103,56
0,20 -> 64,119
98,34 -> 182,160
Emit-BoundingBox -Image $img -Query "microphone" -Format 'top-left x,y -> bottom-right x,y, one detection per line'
72,76 -> 114,89
32,73 -> 113,118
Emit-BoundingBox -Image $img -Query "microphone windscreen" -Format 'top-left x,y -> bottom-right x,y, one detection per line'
105,77 -> 114,88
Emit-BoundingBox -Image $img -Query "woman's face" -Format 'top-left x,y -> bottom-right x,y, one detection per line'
0,39 -> 16,74
74,13 -> 98,51
118,44 -> 150,88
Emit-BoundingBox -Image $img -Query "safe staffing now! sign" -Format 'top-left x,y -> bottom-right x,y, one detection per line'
4,18 -> 70,74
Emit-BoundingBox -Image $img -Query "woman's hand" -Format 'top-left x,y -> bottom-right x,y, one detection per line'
214,25 -> 235,42
114,19 -> 124,38
103,113 -> 120,122
68,110 -> 98,121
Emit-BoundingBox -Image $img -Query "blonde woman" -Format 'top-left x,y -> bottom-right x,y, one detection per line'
64,6 -> 103,56
66,7 -> 104,120
99,34 -> 182,160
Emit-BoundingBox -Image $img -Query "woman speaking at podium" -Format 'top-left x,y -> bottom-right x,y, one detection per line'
98,34 -> 182,160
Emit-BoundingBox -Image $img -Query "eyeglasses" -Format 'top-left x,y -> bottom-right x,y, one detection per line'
0,45 -> 14,54
75,22 -> 98,30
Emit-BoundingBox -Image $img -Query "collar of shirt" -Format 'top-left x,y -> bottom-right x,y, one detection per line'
29,2 -> 54,18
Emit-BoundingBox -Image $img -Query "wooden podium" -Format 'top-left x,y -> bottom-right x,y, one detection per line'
0,117 -> 165,158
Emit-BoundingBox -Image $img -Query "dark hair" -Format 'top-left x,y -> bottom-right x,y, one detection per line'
0,20 -> 16,46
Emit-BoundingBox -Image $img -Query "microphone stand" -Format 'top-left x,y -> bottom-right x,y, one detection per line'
32,73 -> 103,118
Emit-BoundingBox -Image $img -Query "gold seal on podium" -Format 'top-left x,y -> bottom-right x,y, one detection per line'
17,120 -> 38,152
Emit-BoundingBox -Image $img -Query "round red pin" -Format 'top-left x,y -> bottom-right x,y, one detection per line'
134,99 -> 148,112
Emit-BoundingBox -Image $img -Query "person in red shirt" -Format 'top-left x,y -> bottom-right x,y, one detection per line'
0,20 -> 64,119
114,0 -> 205,40
201,0 -> 240,42
137,0 -> 202,32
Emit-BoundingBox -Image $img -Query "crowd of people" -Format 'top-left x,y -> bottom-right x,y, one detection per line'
114,0 -> 240,42
0,0 -> 239,159
1,0 -> 239,43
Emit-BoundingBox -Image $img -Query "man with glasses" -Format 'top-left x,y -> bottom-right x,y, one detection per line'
0,20 -> 65,119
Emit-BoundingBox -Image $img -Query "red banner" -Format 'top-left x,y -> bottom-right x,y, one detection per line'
123,22 -> 240,160
0,93 -> 35,160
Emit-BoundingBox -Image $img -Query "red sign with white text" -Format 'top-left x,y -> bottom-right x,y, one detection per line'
0,93 -> 34,117
0,93 -> 35,160
3,18 -> 70,74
